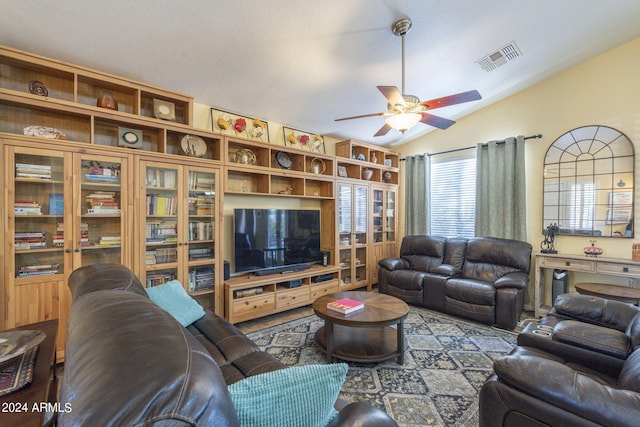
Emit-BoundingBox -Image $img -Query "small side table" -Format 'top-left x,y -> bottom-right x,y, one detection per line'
0,319 -> 58,427
575,282 -> 640,305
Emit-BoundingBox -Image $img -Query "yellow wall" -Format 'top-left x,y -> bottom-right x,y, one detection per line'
397,36 -> 640,261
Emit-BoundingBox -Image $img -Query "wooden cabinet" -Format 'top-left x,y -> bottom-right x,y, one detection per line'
224,265 -> 340,323
370,184 -> 398,284
0,45 -> 405,329
3,141 -> 131,358
138,159 -> 222,312
224,136 -> 335,198
336,181 -> 371,290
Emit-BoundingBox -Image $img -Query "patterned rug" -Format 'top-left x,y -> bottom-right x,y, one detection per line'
247,306 -> 518,427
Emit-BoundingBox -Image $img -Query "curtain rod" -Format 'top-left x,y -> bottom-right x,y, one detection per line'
399,134 -> 542,161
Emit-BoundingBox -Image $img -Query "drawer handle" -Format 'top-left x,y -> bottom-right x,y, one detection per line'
565,261 -> 571,266
624,267 -> 629,273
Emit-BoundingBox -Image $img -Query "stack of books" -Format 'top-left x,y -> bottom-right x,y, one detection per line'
99,236 -> 121,246
189,266 -> 214,291
327,297 -> 365,314
15,163 -> 51,180
85,166 -> 119,183
189,173 -> 214,191
14,200 -> 42,216
146,194 -> 177,215
188,221 -> 213,241
188,247 -> 213,260
146,219 -> 178,243
146,272 -> 176,287
14,232 -> 46,250
146,247 -> 177,264
52,223 -> 65,247
17,264 -> 60,277
86,191 -> 120,214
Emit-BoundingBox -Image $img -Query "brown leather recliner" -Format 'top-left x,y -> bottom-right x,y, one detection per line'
480,293 -> 640,427
378,236 -> 532,329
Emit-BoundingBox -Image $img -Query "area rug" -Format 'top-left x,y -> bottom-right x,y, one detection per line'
247,306 -> 518,427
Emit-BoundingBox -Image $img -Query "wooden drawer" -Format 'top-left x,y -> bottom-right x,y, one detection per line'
539,257 -> 595,272
275,287 -> 310,309
596,262 -> 640,276
231,294 -> 275,322
310,280 -> 340,299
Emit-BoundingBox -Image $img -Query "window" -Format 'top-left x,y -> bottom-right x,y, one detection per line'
429,153 -> 476,237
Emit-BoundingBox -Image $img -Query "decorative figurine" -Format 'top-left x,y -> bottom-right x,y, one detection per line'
540,223 -> 559,254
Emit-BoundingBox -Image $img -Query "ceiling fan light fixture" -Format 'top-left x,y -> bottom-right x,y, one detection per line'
385,113 -> 421,133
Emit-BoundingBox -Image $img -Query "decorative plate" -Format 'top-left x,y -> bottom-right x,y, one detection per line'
181,135 -> 207,157
153,99 -> 176,121
0,330 -> 45,363
118,127 -> 143,148
275,151 -> 293,169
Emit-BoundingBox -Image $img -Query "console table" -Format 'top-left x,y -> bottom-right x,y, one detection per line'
534,253 -> 640,317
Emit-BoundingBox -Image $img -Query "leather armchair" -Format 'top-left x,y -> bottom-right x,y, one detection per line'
480,345 -> 640,427
480,293 -> 640,426
518,293 -> 640,376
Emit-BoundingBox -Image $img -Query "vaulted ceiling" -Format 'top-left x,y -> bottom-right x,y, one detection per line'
2,1 -> 640,146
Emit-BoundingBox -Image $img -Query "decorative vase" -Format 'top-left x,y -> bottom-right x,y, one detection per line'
361,168 -> 373,180
97,91 -> 118,111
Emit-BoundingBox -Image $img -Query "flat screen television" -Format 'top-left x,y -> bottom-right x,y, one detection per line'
233,208 -> 321,275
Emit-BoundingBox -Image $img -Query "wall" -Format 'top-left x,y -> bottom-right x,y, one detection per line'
397,36 -> 640,262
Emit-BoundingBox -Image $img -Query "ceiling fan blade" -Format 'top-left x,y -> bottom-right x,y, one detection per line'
420,90 -> 482,110
374,123 -> 392,137
377,86 -> 406,107
335,112 -> 385,121
419,113 -> 456,130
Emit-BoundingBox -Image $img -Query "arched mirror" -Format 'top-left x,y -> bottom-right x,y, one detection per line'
543,125 -> 635,238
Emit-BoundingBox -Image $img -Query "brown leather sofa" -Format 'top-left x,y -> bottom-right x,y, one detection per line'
59,264 -> 398,426
479,293 -> 640,426
378,235 -> 532,329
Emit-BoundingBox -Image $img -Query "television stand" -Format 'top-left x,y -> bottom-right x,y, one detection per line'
224,265 -> 342,323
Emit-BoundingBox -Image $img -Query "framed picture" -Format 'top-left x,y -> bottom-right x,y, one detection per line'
282,126 -> 325,153
210,108 -> 269,143
337,166 -> 348,177
607,208 -> 632,224
609,191 -> 633,206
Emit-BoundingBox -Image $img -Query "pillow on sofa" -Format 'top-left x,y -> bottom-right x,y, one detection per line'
228,363 -> 348,427
145,280 -> 205,327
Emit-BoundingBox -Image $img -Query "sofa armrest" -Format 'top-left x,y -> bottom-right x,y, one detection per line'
553,320 -> 631,359
493,271 -> 529,289
431,263 -> 460,276
493,347 -> 640,427
378,257 -> 410,271
327,402 -> 398,427
551,293 -> 640,331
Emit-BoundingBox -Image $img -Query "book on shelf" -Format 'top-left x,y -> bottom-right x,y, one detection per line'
49,193 -> 64,215
327,297 -> 365,314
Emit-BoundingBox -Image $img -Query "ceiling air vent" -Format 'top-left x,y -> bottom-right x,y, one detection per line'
476,42 -> 522,72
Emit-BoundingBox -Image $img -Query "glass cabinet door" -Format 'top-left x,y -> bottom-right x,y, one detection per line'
143,163 -> 180,287
11,149 -> 69,278
353,184 -> 368,286
337,183 -> 352,285
186,168 -> 216,295
372,188 -> 384,243
385,187 -> 396,243
76,155 -> 127,267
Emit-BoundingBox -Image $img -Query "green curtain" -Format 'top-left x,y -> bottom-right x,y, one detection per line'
475,136 -> 527,241
404,154 -> 429,235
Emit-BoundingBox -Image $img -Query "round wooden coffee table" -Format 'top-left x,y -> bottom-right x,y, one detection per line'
313,291 -> 409,364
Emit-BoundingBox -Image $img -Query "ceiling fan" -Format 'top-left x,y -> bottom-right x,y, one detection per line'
335,17 -> 482,137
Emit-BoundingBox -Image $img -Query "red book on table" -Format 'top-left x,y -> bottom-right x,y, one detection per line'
327,297 -> 364,314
